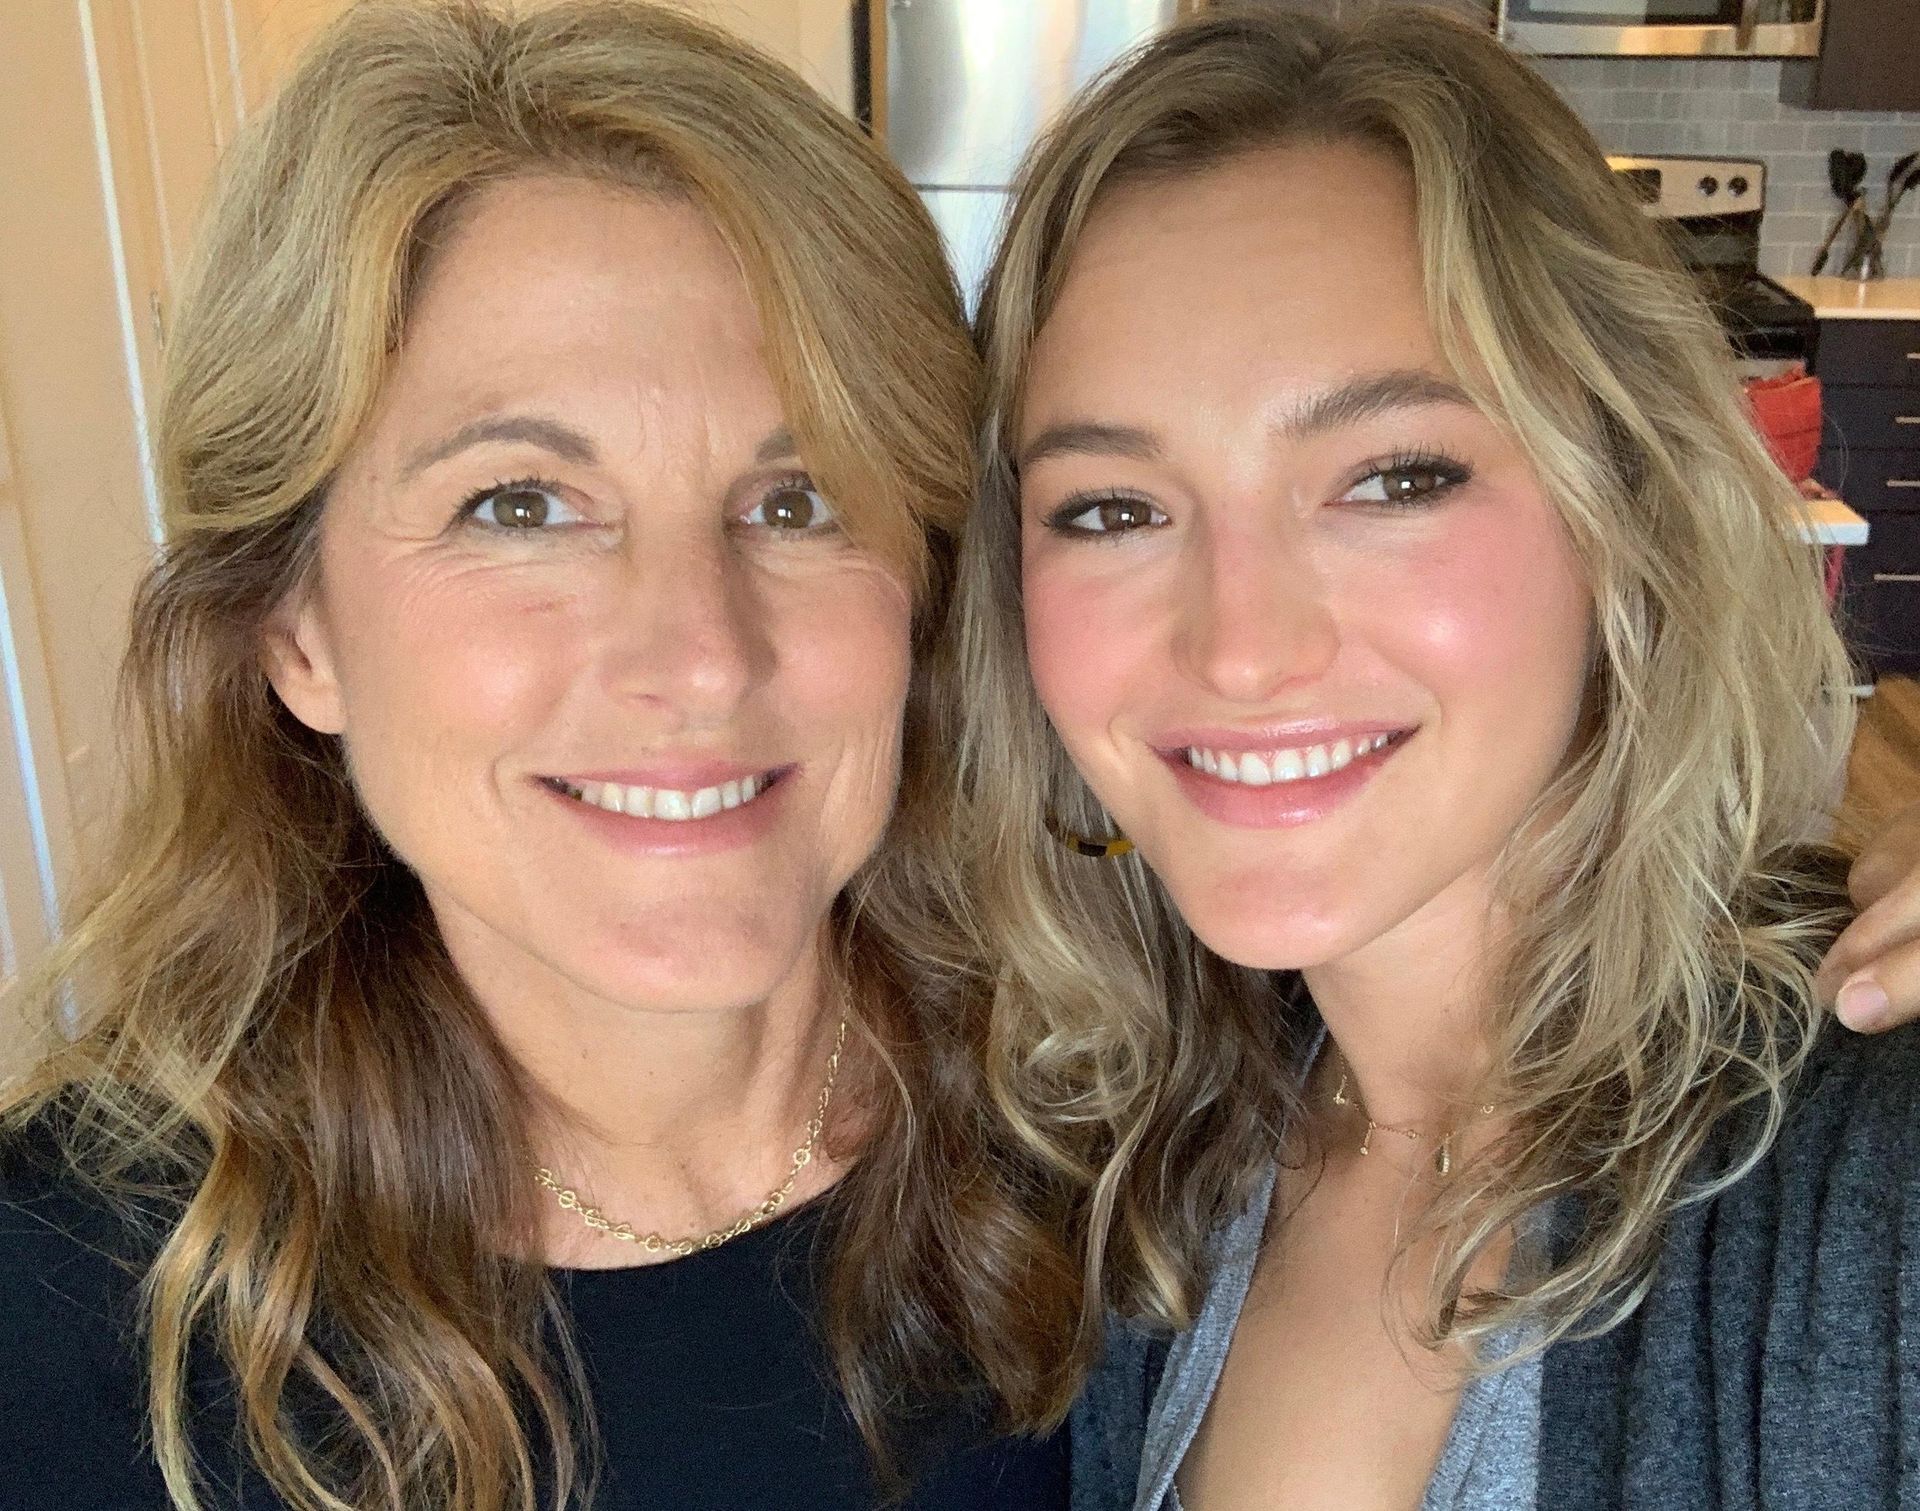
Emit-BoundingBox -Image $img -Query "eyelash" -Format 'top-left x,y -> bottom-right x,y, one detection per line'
741,470 -> 839,534
1039,449 -> 1473,540
451,471 -> 838,536
1042,491 -> 1167,541
454,475 -> 571,530
1349,449 -> 1474,507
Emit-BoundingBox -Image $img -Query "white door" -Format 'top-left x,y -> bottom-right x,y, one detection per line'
0,407 -> 61,1070
0,0 -> 257,1067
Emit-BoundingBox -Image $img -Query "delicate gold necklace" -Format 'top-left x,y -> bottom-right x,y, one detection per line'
535,1017 -> 849,1258
1329,1052 -> 1496,1178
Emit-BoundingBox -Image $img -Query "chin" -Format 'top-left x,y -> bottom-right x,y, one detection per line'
581,912 -> 816,1013
1159,868 -> 1377,973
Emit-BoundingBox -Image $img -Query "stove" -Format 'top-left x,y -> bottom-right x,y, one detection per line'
1607,154 -> 1818,365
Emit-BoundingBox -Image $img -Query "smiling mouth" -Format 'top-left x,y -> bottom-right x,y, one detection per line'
540,768 -> 788,822
1182,731 -> 1410,786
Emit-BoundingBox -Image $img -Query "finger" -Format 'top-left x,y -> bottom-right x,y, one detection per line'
1847,801 -> 1920,911
1820,864 -> 1920,998
1832,935 -> 1920,1033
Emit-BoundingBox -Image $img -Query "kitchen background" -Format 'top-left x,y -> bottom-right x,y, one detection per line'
1539,57 -> 1920,279
0,0 -> 1915,1053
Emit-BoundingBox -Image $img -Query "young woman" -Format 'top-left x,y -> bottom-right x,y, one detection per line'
964,7 -> 1920,1507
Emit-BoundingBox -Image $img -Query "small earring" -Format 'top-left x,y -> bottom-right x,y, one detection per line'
1046,815 -> 1133,859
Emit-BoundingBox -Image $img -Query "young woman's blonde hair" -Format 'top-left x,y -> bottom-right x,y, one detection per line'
961,3 -> 1857,1356
1,3 -> 1085,1507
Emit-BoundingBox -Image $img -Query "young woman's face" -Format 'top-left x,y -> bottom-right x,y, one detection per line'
1017,142 -> 1593,972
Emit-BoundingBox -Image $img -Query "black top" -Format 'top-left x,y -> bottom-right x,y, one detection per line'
0,1124 -> 1069,1510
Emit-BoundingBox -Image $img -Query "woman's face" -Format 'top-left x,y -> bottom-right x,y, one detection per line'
265,176 -> 912,1014
1017,142 -> 1593,973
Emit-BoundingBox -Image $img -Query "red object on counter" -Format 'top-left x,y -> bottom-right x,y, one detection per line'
1744,366 -> 1822,483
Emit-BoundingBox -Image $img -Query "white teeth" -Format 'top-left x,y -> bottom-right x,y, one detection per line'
557,772 -> 777,822
580,781 -> 624,814
1184,732 -> 1400,787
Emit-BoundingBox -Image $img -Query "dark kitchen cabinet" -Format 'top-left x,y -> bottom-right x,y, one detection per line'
1814,316 -> 1920,675
1782,0 -> 1920,112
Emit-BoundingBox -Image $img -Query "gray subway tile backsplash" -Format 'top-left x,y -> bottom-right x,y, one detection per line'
1531,56 -> 1920,280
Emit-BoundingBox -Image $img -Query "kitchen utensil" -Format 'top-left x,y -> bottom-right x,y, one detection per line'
1812,149 -> 1869,276
1833,150 -> 1885,278
1845,151 -> 1919,281
1868,150 -> 1920,273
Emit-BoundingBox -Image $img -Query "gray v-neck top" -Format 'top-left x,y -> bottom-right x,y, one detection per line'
1130,1163 -> 1541,1511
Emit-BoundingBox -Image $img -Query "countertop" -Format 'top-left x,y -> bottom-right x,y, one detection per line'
1799,495 -> 1869,546
1776,276 -> 1920,321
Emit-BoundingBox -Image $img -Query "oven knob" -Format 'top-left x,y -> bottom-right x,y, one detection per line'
1698,175 -> 1720,196
1729,175 -> 1750,197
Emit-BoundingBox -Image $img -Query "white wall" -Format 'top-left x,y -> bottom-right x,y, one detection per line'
681,0 -> 857,113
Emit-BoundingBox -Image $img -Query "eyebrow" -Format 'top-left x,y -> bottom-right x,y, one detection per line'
1016,369 -> 1475,472
1016,420 -> 1163,472
400,418 -> 801,479
1273,370 -> 1475,438
401,415 -> 599,480
753,427 -> 800,465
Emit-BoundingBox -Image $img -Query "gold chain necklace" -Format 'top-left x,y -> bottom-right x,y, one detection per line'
535,1017 -> 848,1258
1329,1053 -> 1496,1179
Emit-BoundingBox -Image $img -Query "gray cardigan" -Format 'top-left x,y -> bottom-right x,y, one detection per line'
1069,1021 -> 1920,1510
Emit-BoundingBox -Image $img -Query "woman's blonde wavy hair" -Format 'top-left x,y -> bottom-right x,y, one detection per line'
962,4 -> 1857,1356
1,3 -> 1085,1508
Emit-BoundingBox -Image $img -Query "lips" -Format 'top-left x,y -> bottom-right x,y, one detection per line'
1183,731 -> 1402,785
1156,725 -> 1415,829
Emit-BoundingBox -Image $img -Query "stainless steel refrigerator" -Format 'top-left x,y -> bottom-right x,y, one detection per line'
863,1 -> 1204,303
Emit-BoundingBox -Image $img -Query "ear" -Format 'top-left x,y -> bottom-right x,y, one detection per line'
260,583 -> 347,735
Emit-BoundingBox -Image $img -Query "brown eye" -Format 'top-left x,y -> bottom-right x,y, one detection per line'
1345,457 -> 1471,507
1381,467 -> 1446,501
1103,500 -> 1158,531
495,489 -> 550,527
746,481 -> 837,533
1050,494 -> 1168,535
466,484 -> 578,530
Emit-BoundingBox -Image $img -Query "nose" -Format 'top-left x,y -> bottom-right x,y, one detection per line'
1173,514 -> 1339,704
596,526 -> 771,727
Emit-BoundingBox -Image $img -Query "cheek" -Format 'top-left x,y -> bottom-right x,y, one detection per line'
1360,498 -> 1591,749
785,571 -> 914,796
320,545 -> 582,788
1021,547 -> 1150,760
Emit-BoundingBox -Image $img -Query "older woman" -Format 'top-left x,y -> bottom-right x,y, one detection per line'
0,5 -> 1080,1508
962,7 -> 1920,1509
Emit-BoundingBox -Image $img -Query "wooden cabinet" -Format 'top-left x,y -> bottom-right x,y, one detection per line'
1782,0 -> 1920,112
1816,316 -> 1920,674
